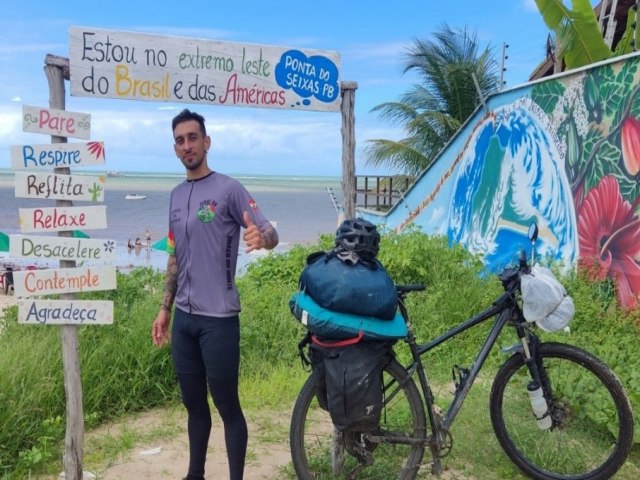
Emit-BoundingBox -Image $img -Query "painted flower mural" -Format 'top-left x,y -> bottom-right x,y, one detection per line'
577,176 -> 640,309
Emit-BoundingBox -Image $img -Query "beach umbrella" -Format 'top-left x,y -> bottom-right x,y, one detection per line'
152,236 -> 168,251
0,232 -> 8,252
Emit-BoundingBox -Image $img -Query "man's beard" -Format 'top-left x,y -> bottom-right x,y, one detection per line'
183,156 -> 204,171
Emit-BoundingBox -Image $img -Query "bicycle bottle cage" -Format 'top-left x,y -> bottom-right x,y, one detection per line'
452,364 -> 470,392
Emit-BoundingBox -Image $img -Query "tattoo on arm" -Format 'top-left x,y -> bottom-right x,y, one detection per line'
161,256 -> 178,311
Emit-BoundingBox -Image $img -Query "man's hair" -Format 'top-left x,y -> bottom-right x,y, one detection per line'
172,109 -> 206,136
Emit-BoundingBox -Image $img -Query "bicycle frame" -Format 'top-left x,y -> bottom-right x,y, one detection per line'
397,288 -> 530,438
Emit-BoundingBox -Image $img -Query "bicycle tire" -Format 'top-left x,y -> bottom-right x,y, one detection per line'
490,342 -> 634,480
290,358 -> 427,479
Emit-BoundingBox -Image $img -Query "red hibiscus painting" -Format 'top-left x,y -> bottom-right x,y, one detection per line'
577,175 -> 640,309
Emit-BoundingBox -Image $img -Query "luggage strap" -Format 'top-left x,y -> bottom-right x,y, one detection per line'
311,331 -> 364,348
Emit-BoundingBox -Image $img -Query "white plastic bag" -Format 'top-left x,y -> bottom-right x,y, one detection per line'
537,295 -> 575,332
521,265 -> 574,331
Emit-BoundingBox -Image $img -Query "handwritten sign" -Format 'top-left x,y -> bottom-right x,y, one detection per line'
13,265 -> 117,297
68,26 -> 341,112
9,234 -> 116,263
22,105 -> 91,140
14,171 -> 106,202
10,141 -> 106,170
18,299 -> 113,325
19,205 -> 107,233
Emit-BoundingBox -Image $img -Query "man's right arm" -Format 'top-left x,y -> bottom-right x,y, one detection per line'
160,255 -> 178,313
152,255 -> 178,346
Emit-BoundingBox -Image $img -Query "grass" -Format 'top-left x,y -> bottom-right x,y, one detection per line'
1,230 -> 639,479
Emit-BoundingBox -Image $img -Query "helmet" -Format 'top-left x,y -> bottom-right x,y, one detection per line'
335,218 -> 380,258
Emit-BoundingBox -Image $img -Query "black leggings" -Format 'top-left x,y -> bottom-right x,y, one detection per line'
172,309 -> 248,480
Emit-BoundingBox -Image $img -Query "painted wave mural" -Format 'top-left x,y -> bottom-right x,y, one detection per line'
361,53 -> 640,309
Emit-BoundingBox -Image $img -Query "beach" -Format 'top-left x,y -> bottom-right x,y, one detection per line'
0,170 -> 344,273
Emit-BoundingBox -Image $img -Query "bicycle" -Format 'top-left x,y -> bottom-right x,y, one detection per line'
289,223 -> 635,479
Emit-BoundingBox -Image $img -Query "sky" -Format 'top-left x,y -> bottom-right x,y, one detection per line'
0,0 -> 563,176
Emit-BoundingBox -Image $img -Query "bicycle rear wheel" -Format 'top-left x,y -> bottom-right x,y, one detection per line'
490,342 -> 634,480
290,358 -> 427,479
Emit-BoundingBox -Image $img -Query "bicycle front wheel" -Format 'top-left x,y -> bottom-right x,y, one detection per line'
490,342 -> 634,480
290,358 -> 427,480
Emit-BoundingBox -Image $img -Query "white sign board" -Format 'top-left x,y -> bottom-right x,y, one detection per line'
9,234 -> 117,263
69,26 -> 341,112
10,141 -> 106,170
18,299 -> 113,325
14,171 -> 106,202
13,265 -> 117,297
19,205 -> 107,233
22,105 -> 91,140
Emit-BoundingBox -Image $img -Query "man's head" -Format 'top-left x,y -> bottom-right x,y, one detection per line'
172,109 -> 211,176
172,109 -> 206,136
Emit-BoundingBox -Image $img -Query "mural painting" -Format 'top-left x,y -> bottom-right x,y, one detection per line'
361,52 -> 640,309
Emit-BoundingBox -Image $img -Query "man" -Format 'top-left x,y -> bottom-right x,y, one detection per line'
152,109 -> 279,480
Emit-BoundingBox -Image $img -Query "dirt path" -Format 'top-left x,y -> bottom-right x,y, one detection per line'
84,406 -> 292,480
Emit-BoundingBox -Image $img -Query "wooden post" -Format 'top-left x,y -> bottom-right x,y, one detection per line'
45,54 -> 84,480
340,81 -> 357,219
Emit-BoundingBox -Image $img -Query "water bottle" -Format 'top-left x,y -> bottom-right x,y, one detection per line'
527,381 -> 552,430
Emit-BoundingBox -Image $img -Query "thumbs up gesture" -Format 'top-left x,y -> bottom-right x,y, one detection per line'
243,211 -> 264,253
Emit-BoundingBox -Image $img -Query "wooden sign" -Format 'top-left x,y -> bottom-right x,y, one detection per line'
22,105 -> 91,140
68,26 -> 342,112
14,171 -> 106,202
17,299 -> 113,325
19,205 -> 107,233
10,141 -> 106,170
9,234 -> 117,263
13,265 -> 117,297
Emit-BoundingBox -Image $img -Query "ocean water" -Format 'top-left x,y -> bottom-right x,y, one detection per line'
0,170 -> 343,272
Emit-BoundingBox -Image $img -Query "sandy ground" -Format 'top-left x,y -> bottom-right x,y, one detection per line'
86,407 -> 293,480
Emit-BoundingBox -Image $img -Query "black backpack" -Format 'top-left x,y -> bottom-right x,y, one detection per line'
310,336 -> 393,432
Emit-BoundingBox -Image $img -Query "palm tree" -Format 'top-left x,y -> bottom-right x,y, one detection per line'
364,24 -> 501,176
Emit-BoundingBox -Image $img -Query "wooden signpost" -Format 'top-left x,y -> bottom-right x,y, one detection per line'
17,299 -> 114,325
13,265 -> 117,297
19,205 -> 108,233
14,171 -> 106,202
9,234 -> 116,263
68,26 -> 342,113
9,94 -> 115,478
10,141 -> 106,170
22,105 -> 91,140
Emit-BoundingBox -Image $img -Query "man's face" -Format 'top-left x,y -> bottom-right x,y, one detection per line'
173,119 -> 211,172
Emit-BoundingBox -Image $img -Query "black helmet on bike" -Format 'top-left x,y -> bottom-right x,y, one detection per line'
335,218 -> 380,258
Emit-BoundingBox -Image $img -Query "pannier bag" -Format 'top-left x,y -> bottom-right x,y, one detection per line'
290,291 -> 408,340
311,338 -> 391,431
299,251 -> 398,320
521,265 -> 575,332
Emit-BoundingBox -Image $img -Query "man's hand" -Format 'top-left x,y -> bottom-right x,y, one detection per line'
243,211 -> 264,253
152,310 -> 171,347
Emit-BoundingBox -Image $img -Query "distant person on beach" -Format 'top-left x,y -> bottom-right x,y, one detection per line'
134,237 -> 142,248
127,239 -> 134,250
151,108 -> 279,480
145,228 -> 151,246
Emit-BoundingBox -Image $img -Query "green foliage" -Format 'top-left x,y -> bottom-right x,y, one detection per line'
534,0 -> 612,69
1,232 -> 639,477
364,24 -> 501,175
0,268 -> 177,477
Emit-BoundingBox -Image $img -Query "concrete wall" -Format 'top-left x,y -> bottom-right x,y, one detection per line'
360,51 -> 640,309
